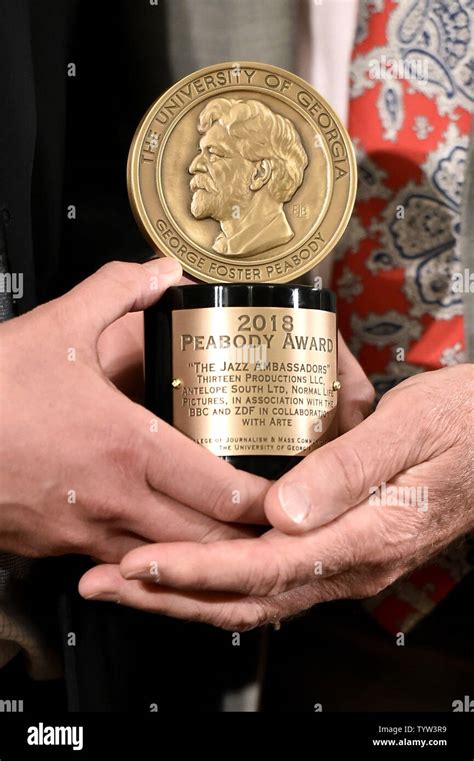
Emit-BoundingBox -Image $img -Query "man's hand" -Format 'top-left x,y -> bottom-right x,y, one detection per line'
78,366 -> 473,628
0,259 -> 269,562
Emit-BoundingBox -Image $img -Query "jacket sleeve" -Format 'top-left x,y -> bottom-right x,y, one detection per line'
0,0 -> 37,312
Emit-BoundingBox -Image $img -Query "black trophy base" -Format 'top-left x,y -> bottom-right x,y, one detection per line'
145,283 -> 336,480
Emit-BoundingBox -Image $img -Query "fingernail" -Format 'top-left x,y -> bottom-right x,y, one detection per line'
278,482 -> 312,524
122,567 -> 161,584
143,257 -> 182,278
122,569 -> 150,580
84,591 -> 119,602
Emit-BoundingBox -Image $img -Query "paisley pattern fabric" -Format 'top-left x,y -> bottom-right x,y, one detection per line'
333,0 -> 473,633
335,0 -> 472,395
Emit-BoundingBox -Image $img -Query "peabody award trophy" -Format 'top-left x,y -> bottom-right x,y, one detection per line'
128,62 -> 356,479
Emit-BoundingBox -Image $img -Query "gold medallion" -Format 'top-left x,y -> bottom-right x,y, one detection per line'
127,61 -> 356,283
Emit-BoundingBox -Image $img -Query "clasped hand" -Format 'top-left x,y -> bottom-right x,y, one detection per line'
78,264 -> 474,629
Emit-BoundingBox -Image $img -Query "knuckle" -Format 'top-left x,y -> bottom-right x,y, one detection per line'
218,600 -> 270,632
373,497 -> 427,558
87,540 -> 122,564
379,373 -> 421,403
197,523 -> 233,544
406,392 -> 439,441
359,378 -> 376,411
84,493 -> 120,522
379,380 -> 439,443
329,526 -> 362,571
207,478 -> 245,522
377,381 -> 414,420
53,523 -> 91,555
330,442 -> 368,506
186,601 -> 214,626
102,422 -> 145,482
108,439 -> 143,481
251,550 -> 292,596
99,260 -> 136,282
265,560 -> 290,596
356,572 -> 396,599
99,261 -> 144,302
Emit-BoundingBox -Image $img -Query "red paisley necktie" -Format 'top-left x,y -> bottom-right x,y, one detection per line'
332,0 -> 473,633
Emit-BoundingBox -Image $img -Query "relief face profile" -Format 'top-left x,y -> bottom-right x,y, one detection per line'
188,98 -> 309,258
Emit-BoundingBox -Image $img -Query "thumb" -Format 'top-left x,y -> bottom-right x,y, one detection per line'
264,388 -> 436,534
62,257 -> 182,338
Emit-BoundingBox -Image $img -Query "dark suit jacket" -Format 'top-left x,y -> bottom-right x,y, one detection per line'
0,0 -> 294,711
